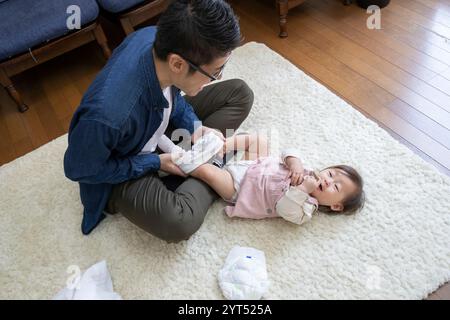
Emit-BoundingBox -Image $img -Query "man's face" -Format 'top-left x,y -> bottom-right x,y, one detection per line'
169,54 -> 230,96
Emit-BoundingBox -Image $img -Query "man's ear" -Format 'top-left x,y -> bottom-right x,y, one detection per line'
167,53 -> 185,75
330,203 -> 344,212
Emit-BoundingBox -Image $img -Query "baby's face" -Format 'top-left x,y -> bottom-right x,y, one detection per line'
310,168 -> 357,211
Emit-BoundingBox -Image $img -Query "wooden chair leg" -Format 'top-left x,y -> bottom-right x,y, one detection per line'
119,18 -> 135,36
277,0 -> 289,38
0,69 -> 28,112
93,23 -> 112,59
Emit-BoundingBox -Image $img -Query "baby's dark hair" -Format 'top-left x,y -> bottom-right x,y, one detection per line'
318,165 -> 365,215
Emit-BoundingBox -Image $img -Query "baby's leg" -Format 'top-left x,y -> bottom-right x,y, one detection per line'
223,134 -> 269,161
190,163 -> 236,201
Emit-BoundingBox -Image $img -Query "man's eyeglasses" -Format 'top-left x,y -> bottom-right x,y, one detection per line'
179,55 -> 228,82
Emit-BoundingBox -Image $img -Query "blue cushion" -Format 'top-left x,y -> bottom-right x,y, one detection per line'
0,0 -> 99,61
96,0 -> 146,13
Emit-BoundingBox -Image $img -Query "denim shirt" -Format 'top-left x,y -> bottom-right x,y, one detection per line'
63,27 -> 199,235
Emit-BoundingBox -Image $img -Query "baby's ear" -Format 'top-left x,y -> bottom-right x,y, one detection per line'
330,203 -> 344,212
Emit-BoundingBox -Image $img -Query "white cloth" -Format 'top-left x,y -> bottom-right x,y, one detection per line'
139,86 -> 174,154
53,261 -> 122,300
276,186 -> 318,225
174,132 -> 224,174
157,134 -> 184,154
218,246 -> 270,300
280,148 -> 303,165
224,159 -> 256,201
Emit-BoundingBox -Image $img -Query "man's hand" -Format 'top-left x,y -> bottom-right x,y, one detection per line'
192,125 -> 225,144
285,156 -> 304,186
298,175 -> 319,194
159,153 -> 187,177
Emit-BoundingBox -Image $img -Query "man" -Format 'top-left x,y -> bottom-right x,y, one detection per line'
64,0 -> 253,242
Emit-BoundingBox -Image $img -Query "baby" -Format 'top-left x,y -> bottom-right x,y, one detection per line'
174,133 -> 365,225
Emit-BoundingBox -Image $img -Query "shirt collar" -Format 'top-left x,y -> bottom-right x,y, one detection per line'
141,47 -> 172,110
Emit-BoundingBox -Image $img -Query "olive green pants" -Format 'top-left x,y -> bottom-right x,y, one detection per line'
106,79 -> 254,243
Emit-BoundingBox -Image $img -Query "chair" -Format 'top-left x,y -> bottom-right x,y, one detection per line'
277,0 -> 352,38
97,0 -> 170,35
0,0 -> 111,112
277,0 -> 306,38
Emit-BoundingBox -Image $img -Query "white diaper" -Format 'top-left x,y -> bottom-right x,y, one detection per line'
218,246 -> 270,300
173,132 -> 224,174
224,159 -> 256,202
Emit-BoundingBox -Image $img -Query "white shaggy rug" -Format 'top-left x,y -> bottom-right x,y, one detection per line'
1,42 -> 450,300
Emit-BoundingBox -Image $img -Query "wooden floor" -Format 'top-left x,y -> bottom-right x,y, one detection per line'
0,0 -> 449,299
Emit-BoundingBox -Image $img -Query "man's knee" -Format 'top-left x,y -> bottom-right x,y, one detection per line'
156,202 -> 205,244
160,219 -> 201,244
229,79 -> 254,117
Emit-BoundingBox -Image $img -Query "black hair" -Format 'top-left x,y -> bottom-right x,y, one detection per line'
154,0 -> 241,71
318,165 -> 365,215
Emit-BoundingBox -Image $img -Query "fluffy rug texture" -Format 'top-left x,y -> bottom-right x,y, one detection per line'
1,42 -> 449,299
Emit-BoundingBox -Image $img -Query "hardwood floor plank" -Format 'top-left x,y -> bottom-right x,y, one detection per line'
384,2 -> 450,40
61,115 -> 74,132
0,114 -> 17,165
396,0 -> 450,30
348,90 -> 450,169
299,2 -> 439,83
439,67 -> 450,81
277,13 -> 450,130
433,282 -> 450,299
18,71 -> 66,143
0,145 -> 16,166
429,74 -> 450,93
239,1 -> 394,101
12,137 -> 34,160
414,0 -> 450,18
426,291 -> 443,300
297,4 -> 450,115
317,0 -> 450,74
0,93 -> 13,151
379,12 -> 450,64
14,77 -> 49,148
34,97 -> 65,142
19,107 -> 49,149
59,74 -> 83,116
386,98 -> 450,149
0,87 -> 29,144
38,68 -> 74,122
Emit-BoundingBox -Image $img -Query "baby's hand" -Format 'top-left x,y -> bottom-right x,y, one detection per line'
288,167 -> 304,186
286,157 -> 304,186
298,175 -> 319,194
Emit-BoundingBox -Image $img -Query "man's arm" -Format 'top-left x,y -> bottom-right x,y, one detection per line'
64,119 -> 160,184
